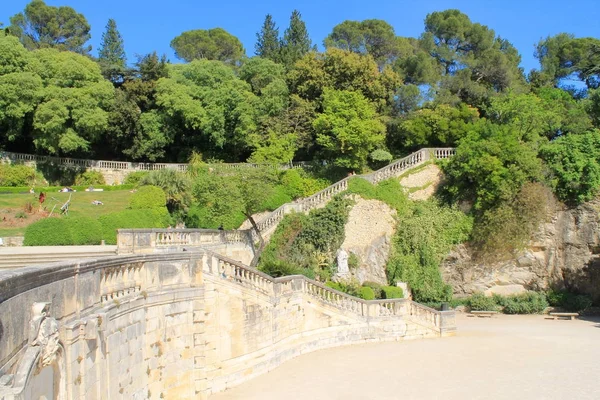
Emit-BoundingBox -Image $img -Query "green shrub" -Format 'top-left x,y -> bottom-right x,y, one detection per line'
347,177 -> 377,199
0,164 -> 46,187
501,292 -> 548,314
346,177 -> 409,213
547,289 -> 592,312
139,169 -> 192,217
326,281 -> 345,292
65,216 -> 102,245
99,209 -> 169,245
74,170 -> 106,186
362,281 -> 384,299
261,185 -> 292,211
281,169 -> 329,199
260,197 -> 352,275
348,253 -> 360,269
369,149 -> 393,169
382,286 -> 404,299
359,286 -> 375,300
185,204 -> 246,230
124,171 -> 150,185
129,186 -> 166,210
24,218 -> 72,246
260,259 -> 315,279
387,201 -> 472,302
467,293 -> 499,311
280,169 -> 305,198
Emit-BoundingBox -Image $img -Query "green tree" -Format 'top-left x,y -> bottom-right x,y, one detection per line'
170,28 -> 245,64
485,89 -> 592,141
0,34 -> 42,151
442,121 -> 543,212
389,103 -> 479,151
9,0 -> 91,54
324,19 -> 398,66
28,49 -> 114,155
280,10 -> 313,68
313,89 -> 386,171
536,33 -> 600,89
154,60 -> 258,160
103,52 -> 171,161
540,130 -> 600,204
587,88 -> 600,128
255,14 -> 280,62
98,19 -> 127,84
239,57 -> 286,94
288,48 -> 401,111
419,9 -> 526,106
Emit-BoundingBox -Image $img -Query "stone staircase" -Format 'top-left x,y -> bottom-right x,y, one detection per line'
255,147 -> 455,239
0,245 -> 117,269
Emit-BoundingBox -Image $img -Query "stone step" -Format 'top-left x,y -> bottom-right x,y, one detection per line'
0,246 -> 117,269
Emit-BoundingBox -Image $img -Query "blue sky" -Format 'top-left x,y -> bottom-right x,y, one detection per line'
3,0 -> 599,73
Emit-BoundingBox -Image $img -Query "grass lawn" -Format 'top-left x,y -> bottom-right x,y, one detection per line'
0,190 -> 133,237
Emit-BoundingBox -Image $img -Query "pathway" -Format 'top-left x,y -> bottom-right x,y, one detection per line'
210,313 -> 600,400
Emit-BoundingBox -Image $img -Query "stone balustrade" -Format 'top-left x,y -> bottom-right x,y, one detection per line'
0,150 -> 307,173
0,250 -> 455,400
117,228 -> 255,253
253,147 -> 456,235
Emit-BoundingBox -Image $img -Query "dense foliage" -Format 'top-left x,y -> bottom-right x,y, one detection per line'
3,2 -> 600,303
259,196 -> 352,280
467,292 -> 549,314
24,216 -> 102,245
387,201 -> 473,302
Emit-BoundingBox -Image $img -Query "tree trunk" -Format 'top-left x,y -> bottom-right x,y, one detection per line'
247,213 -> 265,269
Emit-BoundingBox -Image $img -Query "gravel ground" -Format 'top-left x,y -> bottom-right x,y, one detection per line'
210,313 -> 600,400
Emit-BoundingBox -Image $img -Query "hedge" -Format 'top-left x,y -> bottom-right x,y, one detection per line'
359,286 -> 375,300
23,216 -> 102,246
0,164 -> 46,187
67,217 -> 103,245
99,208 -> 170,244
0,184 -> 135,194
74,170 -> 106,186
128,186 -> 167,210
382,286 -> 404,299
24,218 -> 72,246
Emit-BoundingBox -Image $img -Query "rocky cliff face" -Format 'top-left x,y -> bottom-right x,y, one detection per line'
339,197 -> 396,285
442,199 -> 600,301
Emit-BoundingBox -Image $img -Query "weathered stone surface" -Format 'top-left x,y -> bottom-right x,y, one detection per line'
442,199 -> 600,301
0,247 -> 452,400
399,164 -> 443,201
340,197 -> 396,285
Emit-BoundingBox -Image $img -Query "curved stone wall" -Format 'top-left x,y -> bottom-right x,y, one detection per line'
0,251 -> 454,400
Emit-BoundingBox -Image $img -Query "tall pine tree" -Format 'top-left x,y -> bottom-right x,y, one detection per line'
255,14 -> 280,62
98,18 -> 127,85
280,10 -> 313,68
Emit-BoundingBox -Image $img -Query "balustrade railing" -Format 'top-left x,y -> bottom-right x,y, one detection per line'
100,262 -> 144,303
0,151 -> 309,172
253,147 -> 456,234
407,301 -> 440,328
204,250 -> 450,333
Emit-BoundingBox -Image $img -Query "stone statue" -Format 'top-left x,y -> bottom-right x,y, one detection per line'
29,302 -> 60,368
336,249 -> 349,276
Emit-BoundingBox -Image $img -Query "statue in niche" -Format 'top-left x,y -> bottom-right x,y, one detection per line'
336,249 -> 349,276
29,302 -> 60,368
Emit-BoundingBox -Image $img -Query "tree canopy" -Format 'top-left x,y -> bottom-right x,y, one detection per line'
98,19 -> 127,84
9,0 -> 91,54
170,28 -> 245,64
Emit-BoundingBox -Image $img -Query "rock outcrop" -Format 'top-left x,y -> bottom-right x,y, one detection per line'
339,197 -> 396,285
442,199 -> 600,301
